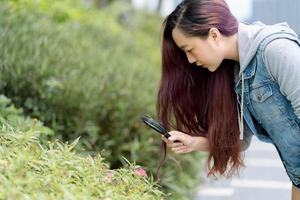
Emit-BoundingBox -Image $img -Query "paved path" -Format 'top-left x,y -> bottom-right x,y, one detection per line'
193,137 -> 292,200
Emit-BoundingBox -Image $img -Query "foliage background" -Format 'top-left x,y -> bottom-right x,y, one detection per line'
0,0 -> 205,199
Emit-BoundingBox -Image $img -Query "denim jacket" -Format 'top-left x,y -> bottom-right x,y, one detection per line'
235,21 -> 300,187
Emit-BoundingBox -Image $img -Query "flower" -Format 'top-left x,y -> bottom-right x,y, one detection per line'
133,167 -> 147,178
105,170 -> 114,183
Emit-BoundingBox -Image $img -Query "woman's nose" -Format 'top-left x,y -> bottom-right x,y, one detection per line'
186,53 -> 196,64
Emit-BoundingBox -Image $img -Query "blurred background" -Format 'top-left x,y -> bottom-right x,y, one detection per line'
132,0 -> 300,34
0,0 -> 298,199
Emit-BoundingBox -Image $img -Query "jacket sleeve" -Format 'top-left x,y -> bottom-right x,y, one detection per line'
263,38 -> 300,119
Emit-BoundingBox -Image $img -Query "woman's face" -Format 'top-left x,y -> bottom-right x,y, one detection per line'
172,27 -> 225,72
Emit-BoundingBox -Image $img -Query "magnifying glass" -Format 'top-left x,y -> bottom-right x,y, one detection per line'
141,115 -> 180,143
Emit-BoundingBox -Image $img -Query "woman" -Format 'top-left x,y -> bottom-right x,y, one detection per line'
157,0 -> 300,198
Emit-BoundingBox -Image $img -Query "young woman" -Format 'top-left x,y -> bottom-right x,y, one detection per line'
157,0 -> 300,198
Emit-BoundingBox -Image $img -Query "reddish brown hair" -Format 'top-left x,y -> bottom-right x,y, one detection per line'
157,0 -> 244,179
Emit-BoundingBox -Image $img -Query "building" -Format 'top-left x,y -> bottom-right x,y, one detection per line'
250,0 -> 300,34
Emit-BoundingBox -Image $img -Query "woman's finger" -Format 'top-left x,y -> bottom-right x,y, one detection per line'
173,146 -> 189,154
172,145 -> 187,152
175,149 -> 188,154
161,135 -> 172,144
168,131 -> 187,143
171,142 -> 184,148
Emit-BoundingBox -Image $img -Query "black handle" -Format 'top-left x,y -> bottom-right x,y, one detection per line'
141,115 -> 180,143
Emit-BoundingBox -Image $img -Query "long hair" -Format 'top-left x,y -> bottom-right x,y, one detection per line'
157,0 -> 244,179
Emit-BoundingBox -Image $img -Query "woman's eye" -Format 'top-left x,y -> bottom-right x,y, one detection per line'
187,49 -> 193,53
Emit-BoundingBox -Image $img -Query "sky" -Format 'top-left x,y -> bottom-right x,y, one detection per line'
132,0 -> 253,21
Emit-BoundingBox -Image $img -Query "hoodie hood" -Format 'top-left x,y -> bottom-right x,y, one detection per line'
236,21 -> 298,140
237,21 -> 298,76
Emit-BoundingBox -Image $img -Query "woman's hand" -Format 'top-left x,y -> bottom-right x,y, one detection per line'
161,130 -> 209,154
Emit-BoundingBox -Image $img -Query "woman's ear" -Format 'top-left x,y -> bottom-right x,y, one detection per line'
208,27 -> 221,45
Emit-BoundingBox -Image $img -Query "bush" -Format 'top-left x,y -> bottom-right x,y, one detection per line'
0,95 -> 54,141
0,0 -> 160,153
0,1 -> 205,198
0,95 -> 164,199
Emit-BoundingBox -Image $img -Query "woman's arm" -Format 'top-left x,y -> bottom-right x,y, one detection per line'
161,130 -> 251,154
263,38 -> 300,119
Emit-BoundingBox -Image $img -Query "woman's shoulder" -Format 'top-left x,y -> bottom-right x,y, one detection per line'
264,37 -> 300,62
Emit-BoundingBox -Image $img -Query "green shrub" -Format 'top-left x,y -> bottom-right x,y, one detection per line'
0,96 -> 164,199
0,1 -> 205,199
0,95 -> 54,142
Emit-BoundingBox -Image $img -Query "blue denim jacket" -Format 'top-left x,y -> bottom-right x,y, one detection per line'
235,23 -> 300,187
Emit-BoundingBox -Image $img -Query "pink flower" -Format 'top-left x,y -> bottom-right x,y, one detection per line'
134,167 -> 148,178
105,171 -> 114,183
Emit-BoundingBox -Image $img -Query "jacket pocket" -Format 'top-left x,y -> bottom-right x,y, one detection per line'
250,84 -> 273,102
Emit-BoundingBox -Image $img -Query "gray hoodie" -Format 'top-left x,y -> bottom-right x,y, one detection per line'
235,21 -> 300,150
